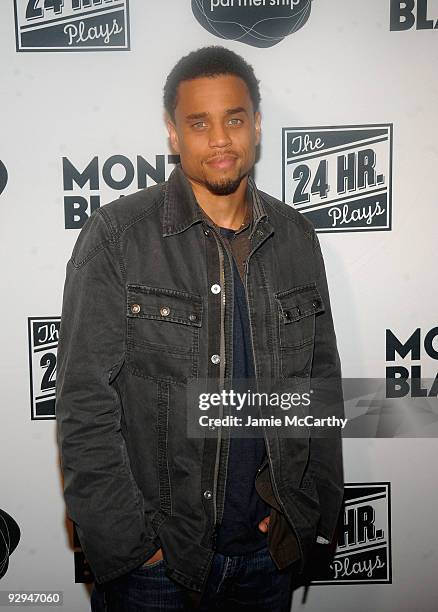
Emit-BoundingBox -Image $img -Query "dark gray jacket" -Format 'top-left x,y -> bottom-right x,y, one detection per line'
56,164 -> 344,595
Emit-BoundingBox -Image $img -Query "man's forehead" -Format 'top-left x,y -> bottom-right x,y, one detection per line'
175,74 -> 253,115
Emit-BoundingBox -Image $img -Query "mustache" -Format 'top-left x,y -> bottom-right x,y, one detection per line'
205,152 -> 239,163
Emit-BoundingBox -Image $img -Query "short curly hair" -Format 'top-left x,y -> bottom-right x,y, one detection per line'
163,46 -> 261,120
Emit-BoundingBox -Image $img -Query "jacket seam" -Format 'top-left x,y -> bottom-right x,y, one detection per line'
259,193 -> 315,244
75,193 -> 165,272
274,282 -> 318,299
70,211 -> 113,269
99,208 -> 128,281
70,243 -> 109,269
125,362 -> 188,386
108,188 -> 165,240
98,206 -> 117,238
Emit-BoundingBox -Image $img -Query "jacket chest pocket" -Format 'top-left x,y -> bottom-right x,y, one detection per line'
274,283 -> 324,378
126,284 -> 203,382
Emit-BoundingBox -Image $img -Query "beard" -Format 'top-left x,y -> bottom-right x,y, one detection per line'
204,174 -> 244,196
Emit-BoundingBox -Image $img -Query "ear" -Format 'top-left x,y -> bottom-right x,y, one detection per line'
254,111 -> 261,146
167,118 -> 180,154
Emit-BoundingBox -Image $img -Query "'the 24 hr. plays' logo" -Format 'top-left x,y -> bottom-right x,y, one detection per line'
313,483 -> 392,584
14,0 -> 130,52
282,124 -> 393,233
28,318 -> 60,419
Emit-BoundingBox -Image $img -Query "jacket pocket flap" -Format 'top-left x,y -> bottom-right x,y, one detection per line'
127,285 -> 203,327
275,284 -> 324,323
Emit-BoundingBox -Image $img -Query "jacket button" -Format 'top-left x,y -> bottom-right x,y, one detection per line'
189,313 -> 197,322
203,229 -> 210,237
160,306 -> 170,317
131,303 -> 141,314
211,354 -> 220,365
312,300 -> 319,309
203,490 -> 213,499
211,284 -> 221,294
283,310 -> 291,321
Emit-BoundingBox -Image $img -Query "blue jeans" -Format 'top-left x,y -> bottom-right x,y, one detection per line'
91,545 -> 294,611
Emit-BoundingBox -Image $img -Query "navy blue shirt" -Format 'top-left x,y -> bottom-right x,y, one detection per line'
214,226 -> 271,555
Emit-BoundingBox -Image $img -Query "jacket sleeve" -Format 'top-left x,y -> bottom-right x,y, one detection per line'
308,231 -> 345,544
56,210 -> 156,583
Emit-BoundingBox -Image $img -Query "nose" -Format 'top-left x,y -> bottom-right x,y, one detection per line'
208,122 -> 232,148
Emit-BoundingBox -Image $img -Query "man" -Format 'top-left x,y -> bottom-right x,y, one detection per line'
56,46 -> 344,611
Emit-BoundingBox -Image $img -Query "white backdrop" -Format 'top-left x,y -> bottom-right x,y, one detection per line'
1,0 -> 438,610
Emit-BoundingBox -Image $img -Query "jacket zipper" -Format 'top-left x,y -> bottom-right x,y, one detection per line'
211,235 -> 225,528
209,228 -> 234,533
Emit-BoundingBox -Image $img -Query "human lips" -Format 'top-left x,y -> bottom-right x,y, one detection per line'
205,154 -> 238,170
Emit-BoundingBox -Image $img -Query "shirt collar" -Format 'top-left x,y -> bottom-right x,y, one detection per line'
162,164 -> 268,237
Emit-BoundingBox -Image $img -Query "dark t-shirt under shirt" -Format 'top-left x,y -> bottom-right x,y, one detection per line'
214,226 -> 271,555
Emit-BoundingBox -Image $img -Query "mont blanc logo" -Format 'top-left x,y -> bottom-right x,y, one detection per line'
14,0 -> 130,52
390,0 -> 438,30
0,161 -> 7,196
0,508 -> 21,579
386,327 -> 438,398
192,0 -> 312,48
282,124 -> 393,233
313,483 -> 392,584
28,317 -> 60,419
62,154 -> 180,229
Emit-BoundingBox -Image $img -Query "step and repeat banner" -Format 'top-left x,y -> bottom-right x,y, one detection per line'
1,0 -> 438,610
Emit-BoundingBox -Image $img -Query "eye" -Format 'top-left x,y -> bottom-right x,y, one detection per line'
228,117 -> 243,126
192,121 -> 208,130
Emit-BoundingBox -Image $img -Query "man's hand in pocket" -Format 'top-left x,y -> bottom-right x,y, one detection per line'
143,548 -> 164,566
258,515 -> 270,533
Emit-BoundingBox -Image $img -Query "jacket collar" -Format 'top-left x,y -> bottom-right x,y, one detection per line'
162,164 -> 269,238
